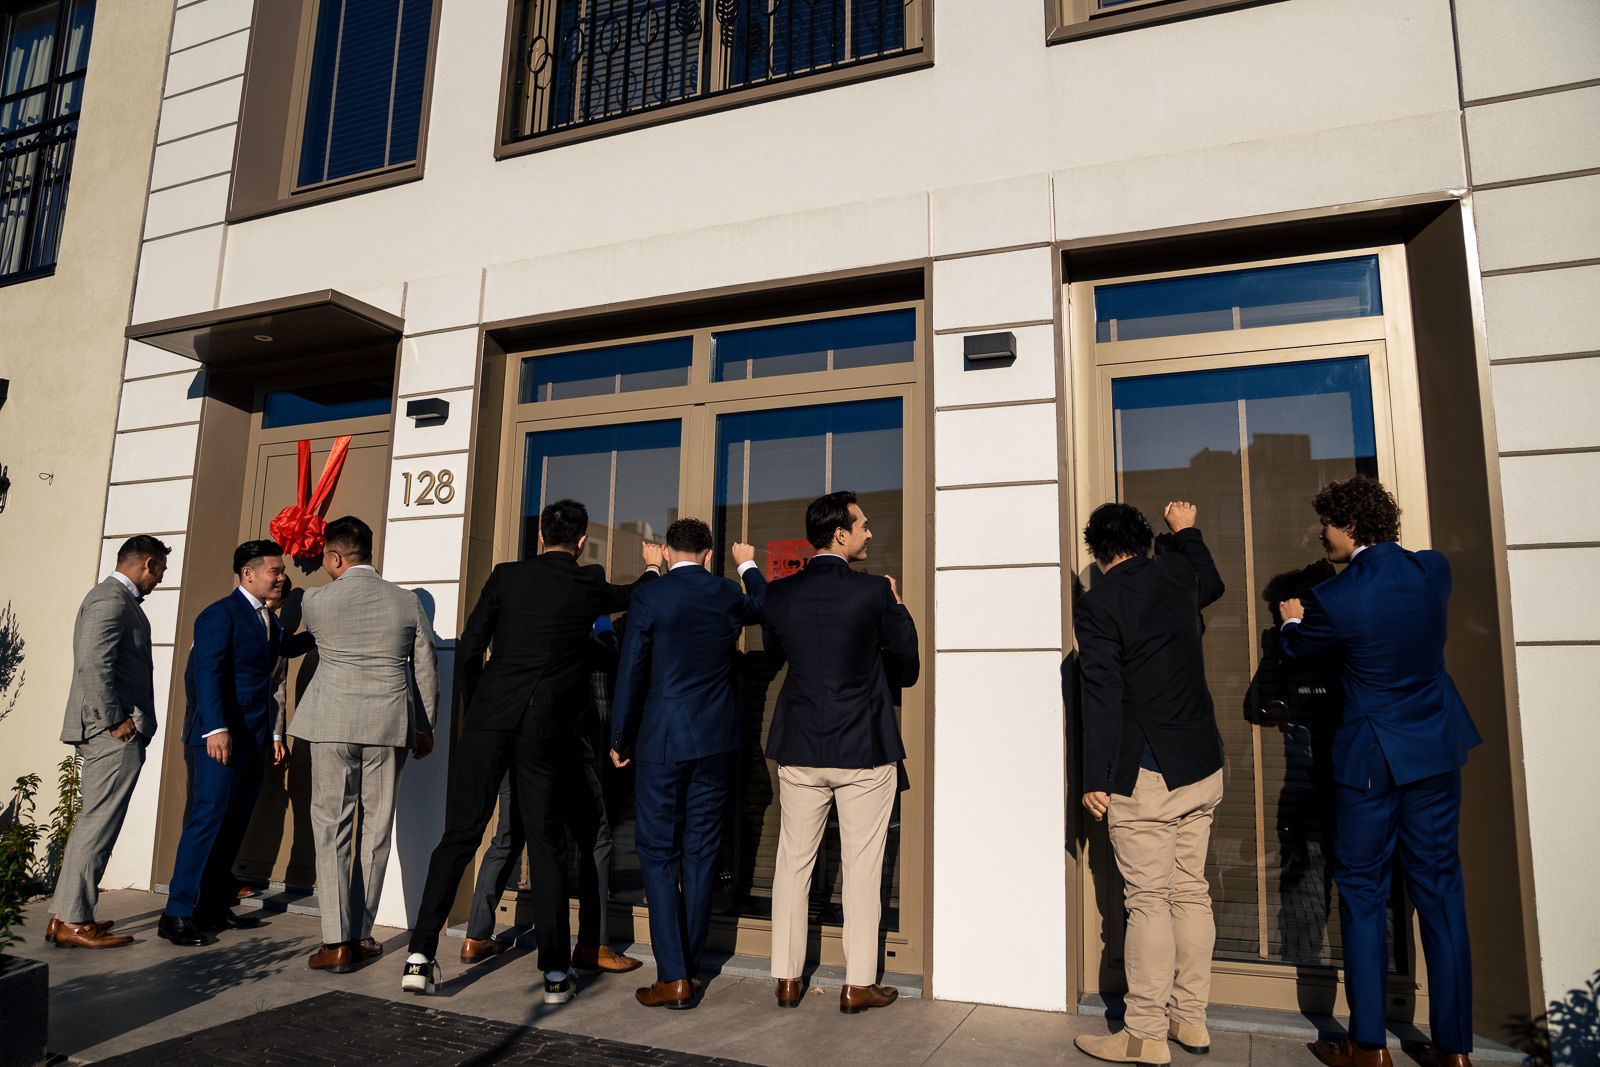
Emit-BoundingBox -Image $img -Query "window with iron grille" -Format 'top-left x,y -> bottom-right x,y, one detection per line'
504,0 -> 925,146
0,0 -> 93,284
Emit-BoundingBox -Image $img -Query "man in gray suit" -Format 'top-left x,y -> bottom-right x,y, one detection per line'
46,535 -> 170,948
290,516 -> 438,973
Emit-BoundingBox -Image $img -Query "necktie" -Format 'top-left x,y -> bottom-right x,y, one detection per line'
259,607 -> 270,633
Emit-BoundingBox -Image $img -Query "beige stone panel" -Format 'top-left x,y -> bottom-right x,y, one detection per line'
932,326 -> 1059,409
141,588 -> 182,646
1481,265 -> 1600,363
405,269 -> 484,334
935,566 -> 1062,651
935,403 -> 1058,488
1053,112 -> 1466,242
124,341 -> 202,380
931,248 -> 1055,332
143,174 -> 230,239
114,372 -> 204,431
935,485 -> 1061,569
1514,644 -> 1600,1009
104,479 -> 193,537
391,387 -> 473,457
1454,0 -> 1600,101
99,641 -> 174,891
399,582 -> 461,646
131,227 -> 224,323
110,424 -> 201,483
149,127 -> 236,191
169,0 -> 254,53
382,516 -> 467,585
99,534 -> 188,586
1490,356 -> 1600,453
1498,453 -> 1600,546
399,331 -> 479,397
164,27 -> 249,96
1474,174 -> 1600,272
930,174 -> 1053,257
387,453 -> 469,522
931,650 -> 1069,1011
1466,86 -> 1600,186
350,283 -> 406,318
1506,547 -> 1600,642
156,76 -> 243,143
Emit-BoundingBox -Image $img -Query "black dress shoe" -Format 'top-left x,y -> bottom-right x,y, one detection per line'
157,914 -> 205,946
194,908 -> 263,931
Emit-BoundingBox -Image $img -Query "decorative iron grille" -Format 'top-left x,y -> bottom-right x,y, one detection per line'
508,0 -> 921,140
0,114 -> 76,282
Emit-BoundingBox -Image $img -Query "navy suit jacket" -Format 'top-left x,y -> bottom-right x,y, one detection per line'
612,564 -> 767,764
1279,540 -> 1482,789
185,588 -> 297,750
762,555 -> 919,769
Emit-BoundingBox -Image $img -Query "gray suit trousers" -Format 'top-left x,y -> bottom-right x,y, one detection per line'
50,730 -> 146,922
309,741 -> 405,945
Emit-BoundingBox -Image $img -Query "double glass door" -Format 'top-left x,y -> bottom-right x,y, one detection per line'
506,389 -> 917,966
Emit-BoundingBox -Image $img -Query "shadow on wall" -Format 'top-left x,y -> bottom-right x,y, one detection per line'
390,587 -> 451,925
1507,970 -> 1600,1067
0,599 -> 25,727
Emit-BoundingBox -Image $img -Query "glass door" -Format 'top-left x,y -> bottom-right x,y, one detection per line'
1092,343 -> 1407,1000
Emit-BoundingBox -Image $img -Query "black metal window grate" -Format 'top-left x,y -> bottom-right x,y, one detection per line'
508,0 -> 920,141
0,0 -> 93,284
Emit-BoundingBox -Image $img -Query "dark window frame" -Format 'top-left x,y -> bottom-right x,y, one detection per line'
1048,0 -> 1288,44
227,0 -> 444,223
493,0 -> 933,158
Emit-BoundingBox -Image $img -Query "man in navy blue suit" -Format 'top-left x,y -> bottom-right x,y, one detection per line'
610,518 -> 766,1010
1279,477 -> 1481,1067
160,539 -> 306,946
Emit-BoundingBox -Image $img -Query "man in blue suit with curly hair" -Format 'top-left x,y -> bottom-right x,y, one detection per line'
1279,476 -> 1481,1067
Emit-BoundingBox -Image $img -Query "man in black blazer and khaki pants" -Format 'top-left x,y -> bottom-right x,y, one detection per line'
1074,501 -> 1226,1067
764,490 -> 919,1015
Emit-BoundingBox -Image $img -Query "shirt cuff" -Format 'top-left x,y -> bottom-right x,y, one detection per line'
1280,618 -> 1302,629
202,727 -> 228,738
272,735 -> 283,741
736,560 -> 758,576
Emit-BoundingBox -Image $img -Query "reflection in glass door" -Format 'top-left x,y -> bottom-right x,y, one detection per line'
1110,355 -> 1393,970
713,397 -> 905,929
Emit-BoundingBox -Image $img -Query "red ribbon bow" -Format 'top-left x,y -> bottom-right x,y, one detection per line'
269,436 -> 353,559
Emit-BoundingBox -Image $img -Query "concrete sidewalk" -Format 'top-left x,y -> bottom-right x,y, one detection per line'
9,891 -> 1520,1066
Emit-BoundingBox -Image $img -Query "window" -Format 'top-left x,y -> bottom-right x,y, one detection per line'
519,336 -> 693,402
712,307 -> 915,381
261,377 -> 393,429
1051,0 -> 1286,43
0,0 -> 93,283
501,0 -> 927,151
228,0 -> 441,221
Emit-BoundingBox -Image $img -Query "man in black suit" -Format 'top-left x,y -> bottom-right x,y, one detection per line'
403,500 -> 662,1002
1073,501 -> 1226,1067
764,490 -> 919,1015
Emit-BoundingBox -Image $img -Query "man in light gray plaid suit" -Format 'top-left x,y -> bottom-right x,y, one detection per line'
47,535 -> 170,949
290,516 -> 438,973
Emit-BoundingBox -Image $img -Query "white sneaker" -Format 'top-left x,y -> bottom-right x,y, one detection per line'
543,969 -> 577,1004
402,953 -> 441,994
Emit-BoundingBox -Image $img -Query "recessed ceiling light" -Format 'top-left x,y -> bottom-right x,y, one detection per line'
254,334 -> 274,342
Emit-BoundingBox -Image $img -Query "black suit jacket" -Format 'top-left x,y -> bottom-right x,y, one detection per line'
457,551 -> 657,735
1074,528 -> 1226,796
762,555 -> 919,769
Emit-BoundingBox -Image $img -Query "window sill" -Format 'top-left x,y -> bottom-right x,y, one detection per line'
0,264 -> 57,290
225,164 -> 424,224
495,50 -> 931,160
1049,0 -> 1288,44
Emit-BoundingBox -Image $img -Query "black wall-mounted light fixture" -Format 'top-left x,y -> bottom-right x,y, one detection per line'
963,331 -> 1016,364
0,377 -> 9,412
0,464 -> 10,514
405,397 -> 449,424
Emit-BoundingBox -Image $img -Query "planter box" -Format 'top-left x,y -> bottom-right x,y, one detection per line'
0,954 -> 48,1067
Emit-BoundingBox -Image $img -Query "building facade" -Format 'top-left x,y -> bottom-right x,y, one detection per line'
38,0 -> 1600,1050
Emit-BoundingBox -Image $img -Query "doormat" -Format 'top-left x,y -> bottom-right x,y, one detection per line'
93,989 -> 764,1066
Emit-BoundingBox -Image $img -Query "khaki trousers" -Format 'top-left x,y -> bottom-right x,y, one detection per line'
770,763 -> 897,988
1106,767 -> 1225,1042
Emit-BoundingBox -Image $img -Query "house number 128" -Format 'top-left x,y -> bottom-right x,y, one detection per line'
402,469 -> 455,506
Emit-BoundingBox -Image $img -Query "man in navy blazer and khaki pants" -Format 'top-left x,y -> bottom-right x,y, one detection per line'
763,490 -> 919,1014
1280,476 -> 1481,1067
610,518 -> 766,1009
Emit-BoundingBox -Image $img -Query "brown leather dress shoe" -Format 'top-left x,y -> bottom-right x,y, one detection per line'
635,978 -> 695,1009
352,937 -> 383,961
572,943 -> 643,972
46,915 -> 116,943
1416,1049 -> 1472,1067
1312,1038 -> 1393,1067
459,937 -> 507,963
840,983 -> 899,1014
309,943 -> 354,973
53,919 -> 133,949
776,977 -> 803,1007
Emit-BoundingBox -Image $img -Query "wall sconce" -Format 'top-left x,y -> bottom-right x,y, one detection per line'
405,397 -> 449,424
963,331 -> 1016,364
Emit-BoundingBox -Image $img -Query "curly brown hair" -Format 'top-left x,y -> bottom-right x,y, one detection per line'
1312,476 -> 1401,546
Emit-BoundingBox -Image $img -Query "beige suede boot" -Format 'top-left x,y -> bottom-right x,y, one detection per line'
1074,1030 -> 1173,1066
